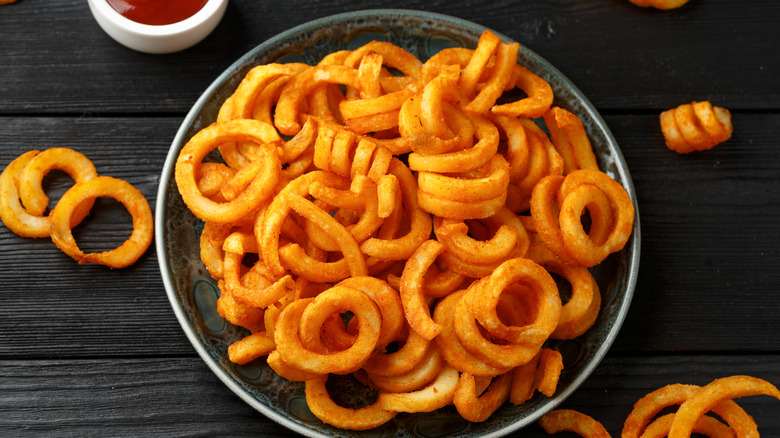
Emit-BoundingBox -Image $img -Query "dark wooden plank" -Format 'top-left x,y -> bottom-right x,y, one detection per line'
0,0 -> 778,113
607,112 -> 780,353
0,116 -> 194,357
0,357 -> 296,438
1,113 -> 779,357
1,355 -> 778,436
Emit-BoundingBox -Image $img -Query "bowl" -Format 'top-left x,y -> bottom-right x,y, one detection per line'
87,0 -> 228,54
155,9 -> 640,437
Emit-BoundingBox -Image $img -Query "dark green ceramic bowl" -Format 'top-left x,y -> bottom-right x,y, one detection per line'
156,9 -> 640,438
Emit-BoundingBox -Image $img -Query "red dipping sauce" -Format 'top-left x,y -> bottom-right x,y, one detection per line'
106,0 -> 209,26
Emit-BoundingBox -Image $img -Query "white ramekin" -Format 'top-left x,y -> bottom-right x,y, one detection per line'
87,0 -> 228,54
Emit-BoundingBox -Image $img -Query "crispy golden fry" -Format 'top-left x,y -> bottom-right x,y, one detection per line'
669,376 -> 780,438
50,176 -> 153,268
628,0 -> 690,10
378,364 -> 460,413
306,374 -> 396,430
642,413 -> 735,438
660,101 -> 732,153
622,382 -> 759,438
1,149 -> 98,238
538,409 -> 612,437
453,372 -> 512,422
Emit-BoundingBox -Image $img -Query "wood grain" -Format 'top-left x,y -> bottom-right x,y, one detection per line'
0,0 -> 778,113
607,112 -> 780,352
1,355 -> 777,436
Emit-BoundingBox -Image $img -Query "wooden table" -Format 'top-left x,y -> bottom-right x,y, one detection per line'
1,0 -> 778,436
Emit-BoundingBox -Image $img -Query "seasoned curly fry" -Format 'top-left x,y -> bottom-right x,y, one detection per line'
660,101 -> 733,153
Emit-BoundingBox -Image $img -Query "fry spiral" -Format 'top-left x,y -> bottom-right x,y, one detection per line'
660,101 -> 733,153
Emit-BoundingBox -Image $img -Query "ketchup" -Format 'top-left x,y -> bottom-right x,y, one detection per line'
106,0 -> 209,26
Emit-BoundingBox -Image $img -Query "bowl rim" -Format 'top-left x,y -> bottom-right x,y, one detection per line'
155,8 -> 641,438
87,0 -> 227,36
